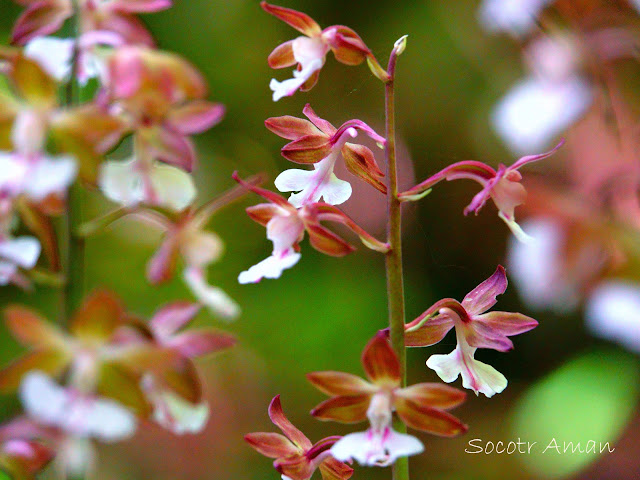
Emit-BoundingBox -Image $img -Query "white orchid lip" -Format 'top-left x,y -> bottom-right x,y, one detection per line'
331,427 -> 424,467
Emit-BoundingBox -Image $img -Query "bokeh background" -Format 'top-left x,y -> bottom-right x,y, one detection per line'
0,1 -> 639,479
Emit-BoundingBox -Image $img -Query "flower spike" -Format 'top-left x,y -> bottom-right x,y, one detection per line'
261,2 -> 379,100
404,266 -> 538,397
399,141 -> 564,242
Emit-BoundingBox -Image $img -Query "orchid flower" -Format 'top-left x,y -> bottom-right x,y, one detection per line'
308,332 -> 466,467
11,0 -> 172,46
399,142 -> 563,242
142,197 -> 241,319
233,172 -> 389,284
404,266 -> 538,397
261,2 -> 376,100
99,47 -> 224,209
0,291 -> 183,417
19,371 -> 137,442
140,302 -> 236,434
268,104 -> 386,207
245,395 -> 353,480
0,235 -> 41,287
492,34 -> 592,154
24,31 -> 124,86
478,0 -> 554,36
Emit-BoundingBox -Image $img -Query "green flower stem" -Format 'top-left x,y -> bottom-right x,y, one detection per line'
384,39 -> 409,480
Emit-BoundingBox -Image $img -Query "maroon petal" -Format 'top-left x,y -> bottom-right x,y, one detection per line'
461,265 -> 508,315
150,302 -> 200,337
268,395 -> 312,450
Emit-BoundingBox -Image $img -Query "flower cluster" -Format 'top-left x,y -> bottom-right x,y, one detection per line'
0,1 -> 248,478
0,291 -> 236,477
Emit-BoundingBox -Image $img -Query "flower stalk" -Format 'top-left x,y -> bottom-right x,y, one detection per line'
62,0 -> 85,321
383,35 -> 409,480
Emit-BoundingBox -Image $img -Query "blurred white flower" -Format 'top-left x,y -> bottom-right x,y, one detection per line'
478,0 -> 553,36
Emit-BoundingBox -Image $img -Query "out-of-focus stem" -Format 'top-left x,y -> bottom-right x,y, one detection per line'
61,0 -> 84,321
384,40 -> 409,480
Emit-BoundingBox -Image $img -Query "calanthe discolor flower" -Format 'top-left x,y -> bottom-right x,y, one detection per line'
309,333 -> 467,466
404,266 -> 538,397
399,142 -> 563,242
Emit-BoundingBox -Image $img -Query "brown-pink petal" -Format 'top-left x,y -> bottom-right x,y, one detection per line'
11,1 -> 71,45
261,2 -> 322,37
395,383 -> 466,411
305,222 -> 355,258
361,331 -> 401,386
319,457 -> 354,480
246,203 -> 281,227
5,306 -> 66,349
395,396 -> 467,437
310,394 -> 371,424
281,134 -> 332,164
0,349 -> 71,393
269,395 -> 312,450
405,313 -> 455,348
69,290 -> 124,345
268,40 -> 296,69
306,371 -> 375,396
326,26 -> 370,66
150,302 -> 200,337
169,101 -> 225,135
245,432 -> 298,459
461,265 -> 508,315
168,329 -> 237,359
341,143 -> 387,193
265,115 -> 322,141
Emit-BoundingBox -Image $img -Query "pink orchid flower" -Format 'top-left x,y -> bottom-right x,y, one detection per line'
0,438 -> 53,479
404,266 -> 538,397
11,0 -> 172,46
245,395 -> 353,480
140,302 -> 236,434
268,104 -> 386,208
399,142 -> 563,242
261,2 -> 373,101
233,172 -> 388,284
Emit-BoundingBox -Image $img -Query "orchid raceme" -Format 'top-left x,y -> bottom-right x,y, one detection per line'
233,172 -> 389,283
261,2 -> 384,101
245,395 -> 353,480
11,0 -> 172,46
268,104 -> 387,207
404,266 -> 538,397
399,142 -> 564,242
308,332 -> 467,466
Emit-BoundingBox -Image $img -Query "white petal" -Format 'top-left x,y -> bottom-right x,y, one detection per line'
586,281 -> 640,353
183,267 -> 240,320
152,388 -> 210,435
274,168 -> 315,194
506,217 -> 577,311
24,155 -> 77,200
19,371 -> 68,427
148,163 -> 196,211
238,251 -> 301,284
478,0 -> 553,36
266,214 -> 305,254
320,174 -> 352,205
270,58 -> 323,102
426,338 -> 507,398
331,429 -> 423,467
492,76 -> 592,154
24,37 -> 74,81
0,153 -> 28,196
0,237 -> 41,269
99,159 -> 145,207
83,398 -> 137,442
